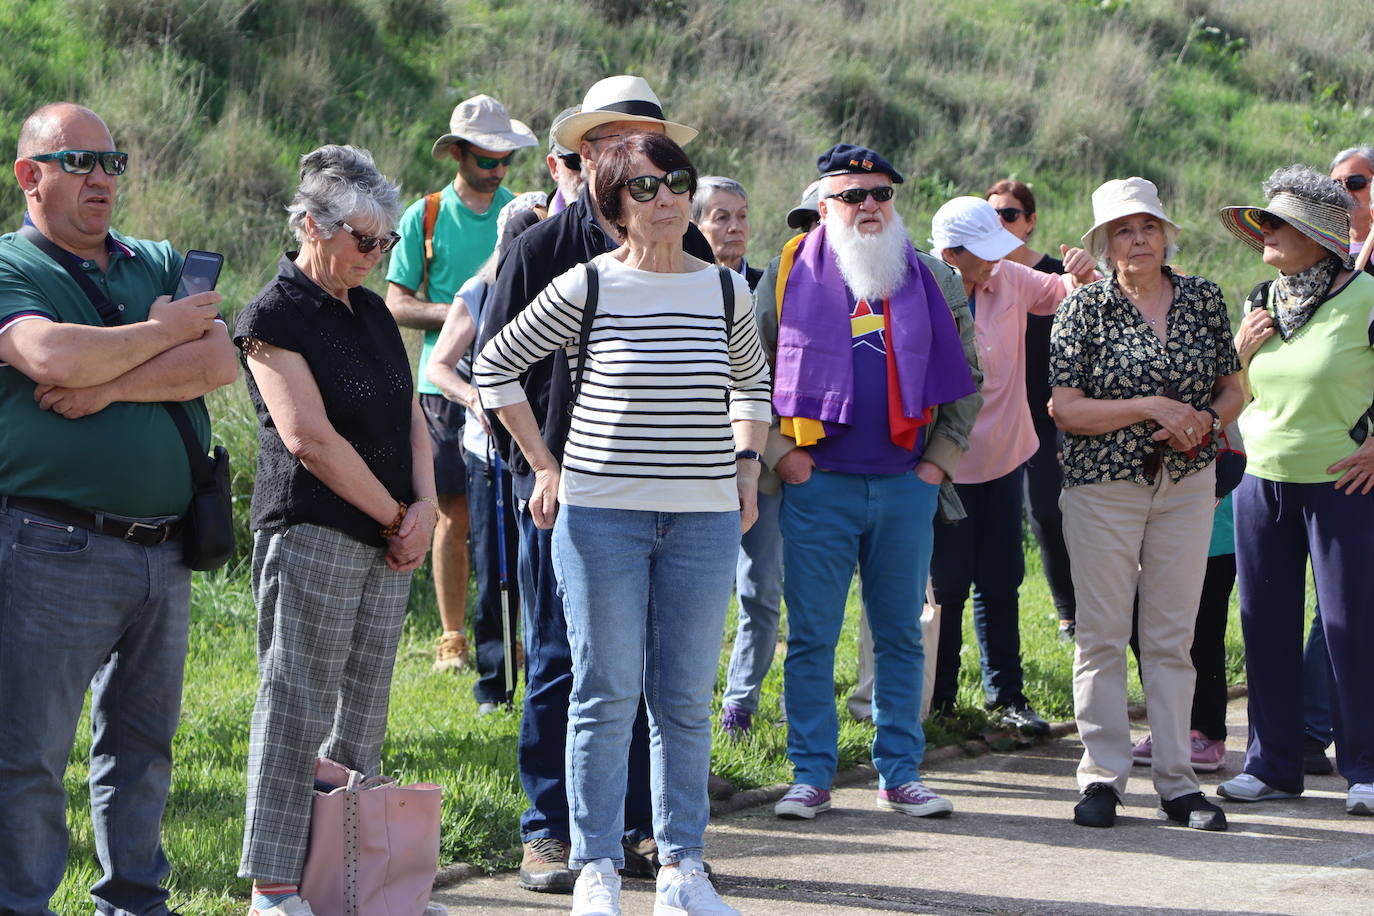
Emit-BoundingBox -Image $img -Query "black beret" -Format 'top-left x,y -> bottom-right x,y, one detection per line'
815,143 -> 904,184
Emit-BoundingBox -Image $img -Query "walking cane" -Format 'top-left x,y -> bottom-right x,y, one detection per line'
492,452 -> 516,706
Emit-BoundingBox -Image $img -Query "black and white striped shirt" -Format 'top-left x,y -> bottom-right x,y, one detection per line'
475,253 -> 772,512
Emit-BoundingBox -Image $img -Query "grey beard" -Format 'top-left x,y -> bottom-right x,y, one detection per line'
828,210 -> 911,302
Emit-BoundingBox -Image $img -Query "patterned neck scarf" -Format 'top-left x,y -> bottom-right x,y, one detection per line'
1271,255 -> 1339,339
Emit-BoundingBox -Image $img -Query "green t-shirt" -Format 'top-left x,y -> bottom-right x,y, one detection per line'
0,228 -> 210,517
1239,271 -> 1374,483
386,183 -> 513,394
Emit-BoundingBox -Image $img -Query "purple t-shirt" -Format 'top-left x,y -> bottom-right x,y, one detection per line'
806,294 -> 924,475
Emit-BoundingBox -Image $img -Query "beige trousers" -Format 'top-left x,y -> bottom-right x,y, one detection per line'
1061,464 -> 1215,801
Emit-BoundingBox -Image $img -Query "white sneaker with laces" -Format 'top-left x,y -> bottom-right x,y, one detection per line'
1216,772 -> 1299,802
655,859 -> 738,916
572,858 -> 621,916
247,896 -> 314,916
1348,782 -> 1374,815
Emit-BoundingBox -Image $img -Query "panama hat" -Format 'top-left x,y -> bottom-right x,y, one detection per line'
1218,191 -> 1353,269
431,94 -> 538,160
551,75 -> 697,150
1080,177 -> 1180,259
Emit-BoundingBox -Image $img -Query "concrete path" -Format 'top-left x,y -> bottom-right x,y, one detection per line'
432,699 -> 1374,914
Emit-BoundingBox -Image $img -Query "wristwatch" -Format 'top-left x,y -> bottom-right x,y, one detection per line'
1204,406 -> 1221,433
735,449 -> 763,462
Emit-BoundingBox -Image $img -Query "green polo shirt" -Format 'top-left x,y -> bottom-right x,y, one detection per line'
386,183 -> 512,394
0,228 -> 210,517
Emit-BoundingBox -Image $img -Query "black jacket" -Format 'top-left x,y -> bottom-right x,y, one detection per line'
478,186 -> 715,497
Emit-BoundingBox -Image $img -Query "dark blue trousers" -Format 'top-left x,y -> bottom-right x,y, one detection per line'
1235,474 -> 1374,792
464,452 -> 522,705
1023,421 -> 1076,623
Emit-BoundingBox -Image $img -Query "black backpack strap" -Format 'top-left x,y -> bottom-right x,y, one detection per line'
569,262 -> 599,412
18,224 -> 122,326
718,265 -> 735,343
1244,279 -> 1271,315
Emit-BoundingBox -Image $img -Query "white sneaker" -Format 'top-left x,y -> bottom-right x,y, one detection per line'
1348,782 -> 1374,815
1216,772 -> 1300,802
248,896 -> 314,916
655,859 -> 738,916
423,903 -> 449,915
572,858 -> 621,916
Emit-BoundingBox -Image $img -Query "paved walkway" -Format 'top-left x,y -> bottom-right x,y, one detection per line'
432,699 -> 1374,914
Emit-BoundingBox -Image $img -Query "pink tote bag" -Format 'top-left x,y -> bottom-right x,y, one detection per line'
299,758 -> 442,916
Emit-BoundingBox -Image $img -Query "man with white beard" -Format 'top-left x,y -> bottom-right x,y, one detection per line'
753,144 -> 981,821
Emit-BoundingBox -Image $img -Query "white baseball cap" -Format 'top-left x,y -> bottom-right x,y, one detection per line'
929,196 -> 1023,260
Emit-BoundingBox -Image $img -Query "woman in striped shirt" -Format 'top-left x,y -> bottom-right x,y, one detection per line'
475,132 -> 770,916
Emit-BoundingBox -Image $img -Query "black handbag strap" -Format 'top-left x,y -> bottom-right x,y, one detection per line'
18,225 -> 212,479
18,225 -> 122,326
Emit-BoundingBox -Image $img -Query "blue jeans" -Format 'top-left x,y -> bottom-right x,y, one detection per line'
930,468 -> 1027,709
780,471 -> 938,789
465,452 -> 521,705
723,487 -> 783,713
552,506 -> 739,868
0,502 -> 190,916
515,505 -> 652,844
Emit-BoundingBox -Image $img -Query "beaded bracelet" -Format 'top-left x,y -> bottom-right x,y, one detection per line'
379,502 -> 407,538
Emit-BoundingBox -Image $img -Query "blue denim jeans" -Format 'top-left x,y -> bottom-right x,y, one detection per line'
552,505 -> 739,868
780,471 -> 938,789
723,487 -> 783,713
0,502 -> 190,916
515,505 -> 652,844
465,452 -> 521,705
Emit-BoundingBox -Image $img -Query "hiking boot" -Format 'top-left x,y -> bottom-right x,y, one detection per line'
572,859 -> 621,916
654,858 -> 737,916
621,834 -> 660,878
1073,782 -> 1120,828
1347,783 -> 1374,816
1189,731 -> 1226,773
990,701 -> 1051,738
720,704 -> 752,738
707,771 -> 735,800
1217,772 -> 1300,803
876,780 -> 953,817
1304,737 -> 1334,776
1158,791 -> 1228,831
1131,733 -> 1153,766
774,783 -> 831,819
519,836 -> 574,892
432,630 -> 470,672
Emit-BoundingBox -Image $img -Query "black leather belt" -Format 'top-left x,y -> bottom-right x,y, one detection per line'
3,495 -> 182,547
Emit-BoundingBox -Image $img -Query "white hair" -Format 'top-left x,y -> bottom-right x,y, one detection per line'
826,208 -> 911,301
286,144 -> 401,242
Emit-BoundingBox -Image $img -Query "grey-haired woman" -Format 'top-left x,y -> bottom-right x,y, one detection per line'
234,145 -> 437,915
1216,165 -> 1374,818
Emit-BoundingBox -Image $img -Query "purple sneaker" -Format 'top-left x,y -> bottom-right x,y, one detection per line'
774,783 -> 831,819
720,704 -> 752,738
1189,731 -> 1226,773
876,780 -> 953,817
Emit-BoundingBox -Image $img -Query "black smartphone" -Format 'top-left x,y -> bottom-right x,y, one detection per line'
173,250 -> 224,300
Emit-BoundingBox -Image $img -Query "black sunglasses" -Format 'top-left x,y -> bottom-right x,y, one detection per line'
558,152 -> 582,171
338,221 -> 400,254
995,206 -> 1029,223
1255,211 -> 1287,231
624,168 -> 693,202
825,185 -> 894,205
1341,174 -> 1370,192
29,149 -> 129,176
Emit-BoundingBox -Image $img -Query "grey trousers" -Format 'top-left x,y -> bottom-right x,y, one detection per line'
239,524 -> 411,883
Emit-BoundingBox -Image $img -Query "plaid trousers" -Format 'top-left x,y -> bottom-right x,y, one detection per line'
238,523 -> 411,883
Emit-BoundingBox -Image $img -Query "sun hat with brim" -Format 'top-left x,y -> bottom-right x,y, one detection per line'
929,196 -> 1024,262
1080,177 -> 1181,260
431,94 -> 538,160
548,106 -> 581,157
1218,191 -> 1353,269
787,180 -> 822,229
551,75 -> 697,150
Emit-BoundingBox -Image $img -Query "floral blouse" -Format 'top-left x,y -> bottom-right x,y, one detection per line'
1049,268 -> 1240,487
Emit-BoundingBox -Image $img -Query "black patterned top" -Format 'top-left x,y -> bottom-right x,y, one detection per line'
1048,268 -> 1240,487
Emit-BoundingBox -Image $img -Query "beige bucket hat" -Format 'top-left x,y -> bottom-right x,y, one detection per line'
551,75 -> 697,151
431,94 -> 538,160
1080,177 -> 1181,259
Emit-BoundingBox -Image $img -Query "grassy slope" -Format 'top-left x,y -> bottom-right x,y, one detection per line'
0,0 -> 1348,910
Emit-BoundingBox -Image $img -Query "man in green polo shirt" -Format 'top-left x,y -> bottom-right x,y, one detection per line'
0,102 -> 237,915
386,94 -> 536,673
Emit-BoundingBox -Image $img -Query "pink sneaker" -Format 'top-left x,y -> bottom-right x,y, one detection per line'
774,783 -> 831,819
1189,730 -> 1226,772
876,780 -> 953,817
1131,734 -> 1153,766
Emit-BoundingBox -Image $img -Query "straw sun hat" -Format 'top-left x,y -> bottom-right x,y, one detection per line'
1218,191 -> 1354,269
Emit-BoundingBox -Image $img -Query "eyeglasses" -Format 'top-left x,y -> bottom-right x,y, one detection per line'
468,150 -> 515,170
29,149 -> 129,176
825,185 -> 894,205
558,152 -> 582,171
624,168 -> 693,202
1255,211 -> 1287,231
1340,174 -> 1370,192
337,221 -> 400,254
995,206 -> 1029,223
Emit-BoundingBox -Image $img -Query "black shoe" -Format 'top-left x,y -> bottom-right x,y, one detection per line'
990,700 -> 1051,738
1304,737 -> 1334,776
1158,791 -> 1228,831
620,834 -> 660,878
1073,782 -> 1120,827
1058,622 -> 1076,643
